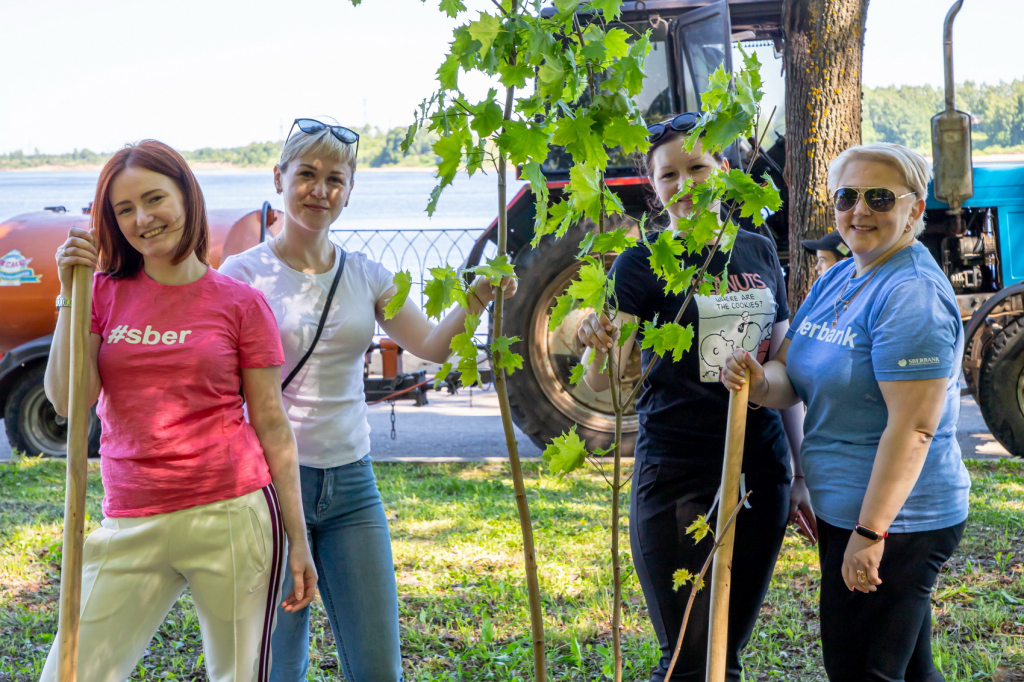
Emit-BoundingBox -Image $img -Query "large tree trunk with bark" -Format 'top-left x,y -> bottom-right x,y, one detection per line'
783,0 -> 870,309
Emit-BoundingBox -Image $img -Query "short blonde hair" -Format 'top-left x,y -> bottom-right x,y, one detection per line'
279,121 -> 357,174
827,142 -> 931,236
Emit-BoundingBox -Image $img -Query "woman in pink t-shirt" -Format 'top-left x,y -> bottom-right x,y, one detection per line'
40,140 -> 316,681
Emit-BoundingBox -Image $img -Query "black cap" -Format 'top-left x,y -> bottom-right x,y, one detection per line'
801,230 -> 850,257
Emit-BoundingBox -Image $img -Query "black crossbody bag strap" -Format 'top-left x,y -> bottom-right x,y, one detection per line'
281,248 -> 346,391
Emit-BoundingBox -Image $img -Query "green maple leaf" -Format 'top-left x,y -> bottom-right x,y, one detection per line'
437,54 -> 460,90
498,61 -> 533,89
470,254 -> 515,284
467,12 -> 502,56
680,210 -> 722,253
516,93 -> 545,118
686,514 -> 713,543
647,230 -> 685,280
672,568 -> 695,592
432,128 -> 467,185
566,261 -> 609,311
580,25 -> 607,63
464,138 -> 486,177
552,0 -> 582,17
470,92 -> 504,138
566,163 -> 603,221
553,114 -> 607,170
542,424 -> 588,475
495,120 -> 549,166
606,56 -> 645,97
640,321 -> 694,362
721,168 -> 782,226
400,120 -> 419,154
383,270 -> 412,319
548,292 -> 576,332
617,320 -> 638,346
433,361 -> 454,389
491,335 -> 523,374
663,264 -> 697,295
521,161 -> 550,233
526,22 -> 556,66
588,0 -> 624,22
602,26 -> 630,57
583,228 -> 636,256
439,0 -> 466,18
569,362 -> 587,385
450,313 -> 482,386
538,56 -> 568,100
423,265 -> 461,319
425,180 -> 449,216
604,115 -> 651,156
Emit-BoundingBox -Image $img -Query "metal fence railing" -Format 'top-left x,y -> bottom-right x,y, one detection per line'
330,228 -> 496,337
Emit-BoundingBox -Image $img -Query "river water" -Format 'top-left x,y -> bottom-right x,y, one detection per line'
0,168 -> 525,231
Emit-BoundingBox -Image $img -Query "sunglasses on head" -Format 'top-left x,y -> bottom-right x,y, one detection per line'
288,118 -> 360,155
832,187 -> 917,214
646,112 -> 700,143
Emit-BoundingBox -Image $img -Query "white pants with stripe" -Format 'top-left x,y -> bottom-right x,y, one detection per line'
40,485 -> 284,682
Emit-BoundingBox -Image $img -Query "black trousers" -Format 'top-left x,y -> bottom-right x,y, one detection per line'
630,460 -> 790,682
817,518 -> 966,682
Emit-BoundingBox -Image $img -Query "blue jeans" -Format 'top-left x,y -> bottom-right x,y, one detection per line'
270,456 -> 402,681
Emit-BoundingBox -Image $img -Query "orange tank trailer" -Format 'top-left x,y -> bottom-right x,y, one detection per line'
0,207 -> 282,353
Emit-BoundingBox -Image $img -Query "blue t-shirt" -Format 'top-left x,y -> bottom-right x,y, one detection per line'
785,242 -> 970,533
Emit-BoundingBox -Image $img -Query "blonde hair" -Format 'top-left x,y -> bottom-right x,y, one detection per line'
279,121 -> 357,174
827,142 -> 931,236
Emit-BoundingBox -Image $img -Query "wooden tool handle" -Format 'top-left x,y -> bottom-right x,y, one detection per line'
57,264 -> 92,681
705,370 -> 750,682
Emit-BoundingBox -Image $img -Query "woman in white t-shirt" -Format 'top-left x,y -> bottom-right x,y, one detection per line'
220,118 -> 515,682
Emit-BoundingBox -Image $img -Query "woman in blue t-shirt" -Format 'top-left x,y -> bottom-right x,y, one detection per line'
578,114 -> 811,682
722,142 -> 970,682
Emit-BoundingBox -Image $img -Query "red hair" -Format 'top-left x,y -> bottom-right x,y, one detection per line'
93,140 -> 209,278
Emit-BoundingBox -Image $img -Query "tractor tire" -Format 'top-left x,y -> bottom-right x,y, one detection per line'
503,219 -> 641,455
977,317 -> 1024,459
4,364 -> 101,458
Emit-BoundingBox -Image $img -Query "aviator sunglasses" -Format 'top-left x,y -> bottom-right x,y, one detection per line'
832,187 -> 917,214
646,112 -> 700,143
288,118 -> 360,156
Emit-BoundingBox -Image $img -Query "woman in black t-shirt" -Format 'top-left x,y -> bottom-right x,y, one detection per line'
577,119 -> 812,682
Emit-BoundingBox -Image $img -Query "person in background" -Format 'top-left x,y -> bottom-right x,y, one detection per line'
802,229 -> 851,279
41,140 -> 315,681
220,118 -> 515,682
576,112 -> 811,682
722,142 -> 970,682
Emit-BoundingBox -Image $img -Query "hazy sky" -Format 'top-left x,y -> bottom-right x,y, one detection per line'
0,0 -> 1019,155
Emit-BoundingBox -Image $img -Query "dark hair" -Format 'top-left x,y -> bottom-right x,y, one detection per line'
93,140 -> 209,279
638,127 -> 725,216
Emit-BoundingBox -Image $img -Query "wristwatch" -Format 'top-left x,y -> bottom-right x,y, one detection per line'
55,295 -> 71,309
854,524 -> 889,541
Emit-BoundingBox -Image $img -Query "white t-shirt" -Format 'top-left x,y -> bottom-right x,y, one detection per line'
220,242 -> 394,468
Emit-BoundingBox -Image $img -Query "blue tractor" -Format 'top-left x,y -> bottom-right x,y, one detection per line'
460,0 -> 1024,458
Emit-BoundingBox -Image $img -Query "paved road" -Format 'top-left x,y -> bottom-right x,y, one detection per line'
0,391 -> 1011,463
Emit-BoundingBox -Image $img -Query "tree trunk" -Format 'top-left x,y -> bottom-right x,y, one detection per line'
783,0 -> 870,309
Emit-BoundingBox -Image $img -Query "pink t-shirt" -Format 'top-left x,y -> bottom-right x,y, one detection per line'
90,267 -> 284,517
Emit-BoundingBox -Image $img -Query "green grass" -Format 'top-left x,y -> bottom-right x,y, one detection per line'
1,457 -> 1022,681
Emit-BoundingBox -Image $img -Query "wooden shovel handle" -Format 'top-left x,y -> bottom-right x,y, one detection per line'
705,369 -> 750,682
57,264 -> 92,681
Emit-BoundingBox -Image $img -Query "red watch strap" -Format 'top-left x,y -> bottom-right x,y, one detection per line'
855,524 -> 888,540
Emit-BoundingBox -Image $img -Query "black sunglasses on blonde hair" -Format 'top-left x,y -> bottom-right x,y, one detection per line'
288,118 -> 360,156
646,112 -> 700,143
832,187 -> 917,214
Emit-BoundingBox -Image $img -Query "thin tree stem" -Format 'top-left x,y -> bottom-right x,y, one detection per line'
491,9 -> 546,678
663,491 -> 752,682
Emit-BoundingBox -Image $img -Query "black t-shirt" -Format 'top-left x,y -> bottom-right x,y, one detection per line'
611,228 -> 791,473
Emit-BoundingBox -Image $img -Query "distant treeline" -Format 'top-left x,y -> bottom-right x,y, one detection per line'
0,126 -> 441,170
864,79 -> 1024,153
3,80 -> 1022,170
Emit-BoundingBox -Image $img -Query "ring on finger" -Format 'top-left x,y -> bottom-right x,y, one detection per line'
856,570 -> 868,584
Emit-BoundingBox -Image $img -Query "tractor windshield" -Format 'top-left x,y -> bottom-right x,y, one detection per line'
541,21 -> 674,179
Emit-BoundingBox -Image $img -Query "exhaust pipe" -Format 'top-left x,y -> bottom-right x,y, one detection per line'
931,0 -> 973,216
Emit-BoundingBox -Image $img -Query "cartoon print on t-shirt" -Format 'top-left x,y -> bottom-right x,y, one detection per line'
696,275 -> 778,382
